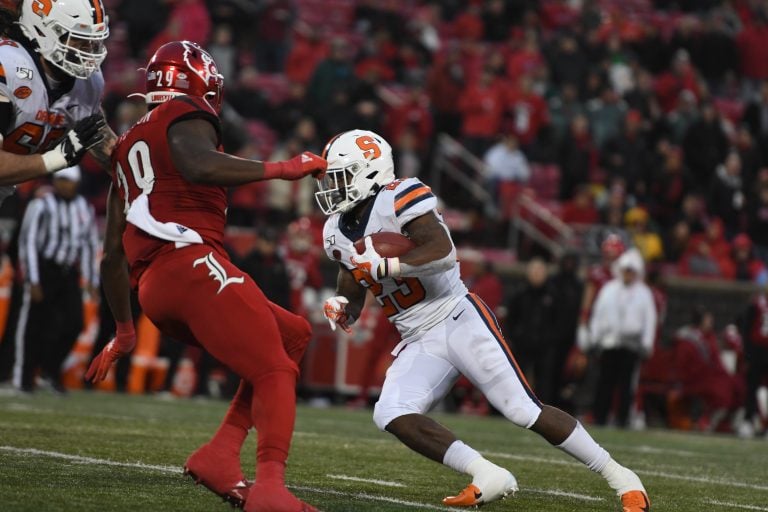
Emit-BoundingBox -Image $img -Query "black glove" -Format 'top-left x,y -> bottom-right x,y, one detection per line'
42,114 -> 107,172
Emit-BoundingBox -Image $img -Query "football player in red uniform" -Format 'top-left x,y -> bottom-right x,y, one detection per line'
86,41 -> 326,512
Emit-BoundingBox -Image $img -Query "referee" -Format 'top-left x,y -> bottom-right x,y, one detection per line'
13,166 -> 99,393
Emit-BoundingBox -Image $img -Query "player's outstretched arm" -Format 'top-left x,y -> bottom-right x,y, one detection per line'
0,148 -> 49,186
86,184 -> 136,382
168,118 -> 326,186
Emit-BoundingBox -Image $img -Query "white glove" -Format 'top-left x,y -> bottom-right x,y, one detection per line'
577,324 -> 591,351
323,295 -> 351,332
350,237 -> 400,280
42,114 -> 106,173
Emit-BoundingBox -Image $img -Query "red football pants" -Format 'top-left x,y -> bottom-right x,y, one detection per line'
138,244 -> 307,464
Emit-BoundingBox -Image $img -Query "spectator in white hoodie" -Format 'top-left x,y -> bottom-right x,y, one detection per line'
587,249 -> 656,427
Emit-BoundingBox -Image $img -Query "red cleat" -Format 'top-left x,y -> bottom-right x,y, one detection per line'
184,443 -> 250,508
244,482 -> 320,512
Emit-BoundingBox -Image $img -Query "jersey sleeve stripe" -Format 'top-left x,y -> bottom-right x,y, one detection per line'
394,188 -> 434,217
394,183 -> 428,201
0,64 -> 6,85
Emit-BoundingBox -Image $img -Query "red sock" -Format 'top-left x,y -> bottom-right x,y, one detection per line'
209,380 -> 252,457
250,369 -> 297,482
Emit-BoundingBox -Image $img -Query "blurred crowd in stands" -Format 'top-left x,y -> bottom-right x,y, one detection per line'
59,0 -> 768,282
1,0 -> 768,437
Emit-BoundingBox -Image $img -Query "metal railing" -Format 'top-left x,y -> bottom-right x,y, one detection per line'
431,134 -> 575,257
431,134 -> 497,218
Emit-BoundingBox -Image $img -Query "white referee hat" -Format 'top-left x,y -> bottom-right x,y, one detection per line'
54,165 -> 82,182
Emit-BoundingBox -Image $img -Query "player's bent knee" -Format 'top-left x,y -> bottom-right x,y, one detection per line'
244,361 -> 299,385
499,397 -> 543,428
373,402 -> 422,431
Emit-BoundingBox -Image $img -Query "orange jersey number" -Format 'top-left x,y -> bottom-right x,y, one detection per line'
351,268 -> 426,318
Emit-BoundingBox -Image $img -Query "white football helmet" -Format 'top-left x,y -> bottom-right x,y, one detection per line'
19,0 -> 109,79
315,129 -> 395,215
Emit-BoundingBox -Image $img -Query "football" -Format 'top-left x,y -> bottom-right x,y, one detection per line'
354,232 -> 416,258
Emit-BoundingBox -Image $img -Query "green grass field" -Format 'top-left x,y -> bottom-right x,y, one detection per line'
0,391 -> 766,511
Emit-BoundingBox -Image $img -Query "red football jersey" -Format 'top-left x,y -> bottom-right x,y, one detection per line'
110,96 -> 226,285
587,263 -> 613,291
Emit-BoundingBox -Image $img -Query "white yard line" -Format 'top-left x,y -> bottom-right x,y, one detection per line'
704,500 -> 768,511
526,488 -> 604,502
0,446 -> 181,473
291,486 -> 457,511
636,469 -> 768,492
326,474 -> 406,487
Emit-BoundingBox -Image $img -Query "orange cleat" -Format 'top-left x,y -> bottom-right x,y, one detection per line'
443,483 -> 484,507
443,468 -> 517,508
184,443 -> 250,508
621,490 -> 651,512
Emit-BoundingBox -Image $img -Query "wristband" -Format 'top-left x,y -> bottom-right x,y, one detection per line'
41,151 -> 67,174
262,161 -> 284,180
379,257 -> 401,279
115,320 -> 135,336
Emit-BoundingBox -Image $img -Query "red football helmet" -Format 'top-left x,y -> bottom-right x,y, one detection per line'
141,41 -> 223,111
601,233 -> 626,261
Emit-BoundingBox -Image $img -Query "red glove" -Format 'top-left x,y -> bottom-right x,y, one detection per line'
85,320 -> 136,382
263,151 -> 327,180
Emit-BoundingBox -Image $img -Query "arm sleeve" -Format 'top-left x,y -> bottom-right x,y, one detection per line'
18,199 -> 44,285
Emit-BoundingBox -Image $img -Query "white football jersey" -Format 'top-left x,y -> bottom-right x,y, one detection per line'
323,177 -> 468,340
0,38 -> 103,155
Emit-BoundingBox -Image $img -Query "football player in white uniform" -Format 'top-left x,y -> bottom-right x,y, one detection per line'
317,130 -> 651,511
0,0 -> 113,202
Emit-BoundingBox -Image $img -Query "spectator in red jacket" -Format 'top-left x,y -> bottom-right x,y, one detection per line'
562,185 -> 599,226
673,308 -> 745,431
384,86 -> 433,153
737,13 -> 768,83
426,46 -> 465,136
679,237 -> 730,279
725,234 -> 768,285
453,4 -> 484,41
654,49 -> 701,113
506,30 -> 546,81
148,0 -> 211,56
504,75 -> 549,147
458,69 -> 506,156
284,28 -> 329,84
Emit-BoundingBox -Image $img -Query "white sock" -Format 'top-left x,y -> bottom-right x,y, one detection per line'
557,422 -> 644,496
556,422 -> 610,472
443,440 -> 482,474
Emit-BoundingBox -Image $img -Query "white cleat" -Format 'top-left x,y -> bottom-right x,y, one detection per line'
443,467 -> 518,507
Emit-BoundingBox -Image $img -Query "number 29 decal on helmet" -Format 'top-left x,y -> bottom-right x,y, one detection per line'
315,130 -> 395,215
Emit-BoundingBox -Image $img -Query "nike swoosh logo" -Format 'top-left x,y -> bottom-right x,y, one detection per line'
452,310 -> 465,321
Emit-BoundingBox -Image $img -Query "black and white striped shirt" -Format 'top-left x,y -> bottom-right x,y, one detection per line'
18,192 -> 99,287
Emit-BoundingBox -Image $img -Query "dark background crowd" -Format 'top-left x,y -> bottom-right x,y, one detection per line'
0,0 -> 767,438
